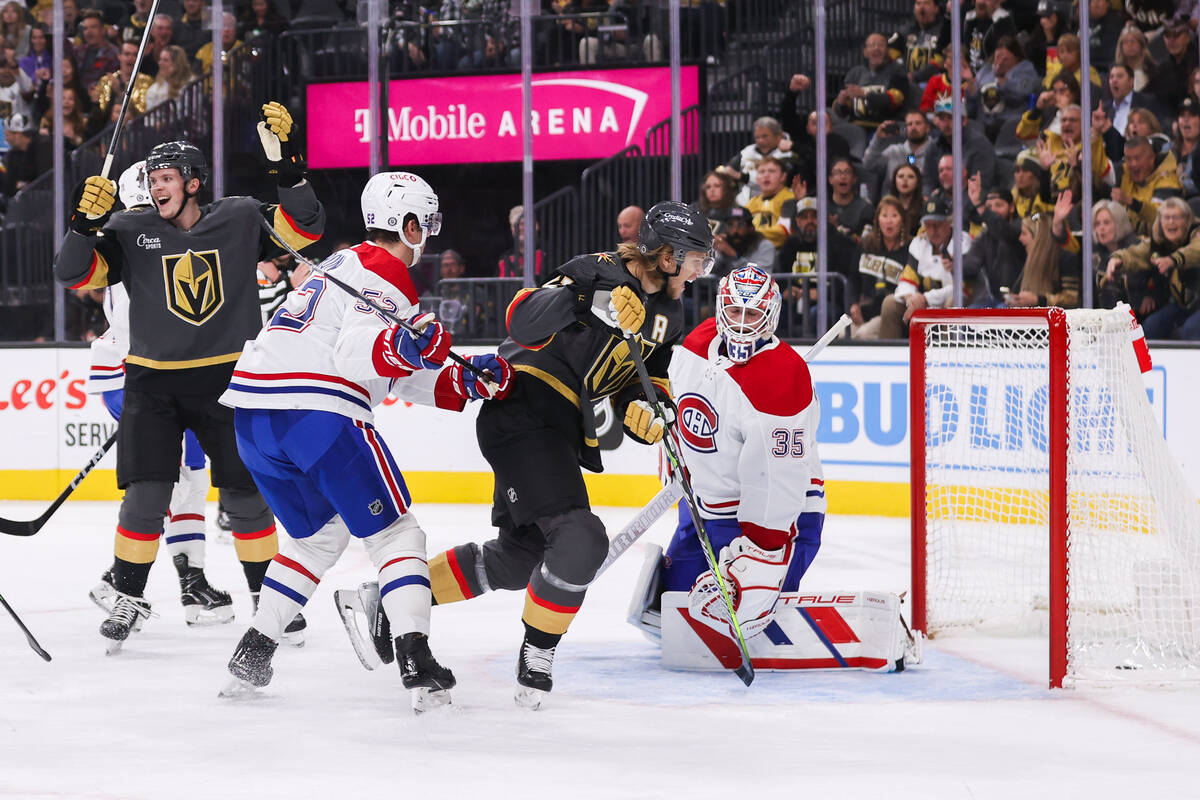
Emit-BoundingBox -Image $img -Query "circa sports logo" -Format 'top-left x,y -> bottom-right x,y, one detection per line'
677,393 -> 719,453
136,234 -> 162,250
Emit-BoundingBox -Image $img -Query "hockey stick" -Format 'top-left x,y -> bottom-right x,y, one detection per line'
0,430 -> 116,537
590,313 -> 852,572
100,0 -> 162,180
0,592 -> 52,661
254,216 -> 493,385
623,331 -> 755,686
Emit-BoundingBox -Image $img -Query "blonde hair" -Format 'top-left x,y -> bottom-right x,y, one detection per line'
1152,197 -> 1197,243
616,241 -> 671,271
1019,216 -> 1060,298
1091,200 -> 1134,243
1116,26 -> 1153,71
156,45 -> 193,98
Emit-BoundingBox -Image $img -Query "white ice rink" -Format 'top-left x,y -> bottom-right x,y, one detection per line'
2,501 -> 1199,799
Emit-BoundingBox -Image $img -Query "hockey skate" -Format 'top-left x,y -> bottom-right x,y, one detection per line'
219,628 -> 279,698
174,555 -> 235,627
214,502 -> 233,544
100,594 -> 154,655
249,591 -> 307,647
88,568 -> 118,613
335,581 -> 393,671
515,637 -> 555,711
395,632 -> 455,714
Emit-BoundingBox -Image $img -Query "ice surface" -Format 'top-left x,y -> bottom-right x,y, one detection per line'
2,502 -> 1199,799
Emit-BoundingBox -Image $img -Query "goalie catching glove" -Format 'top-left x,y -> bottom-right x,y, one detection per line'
258,101 -> 306,186
69,175 -> 117,234
448,353 -> 513,401
689,536 -> 793,640
373,313 -> 451,376
591,284 -> 646,336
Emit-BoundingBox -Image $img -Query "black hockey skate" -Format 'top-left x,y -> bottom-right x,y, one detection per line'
515,637 -> 556,710
174,555 -> 234,627
249,591 -> 307,647
100,595 -> 153,655
395,632 -> 455,714
219,628 -> 279,698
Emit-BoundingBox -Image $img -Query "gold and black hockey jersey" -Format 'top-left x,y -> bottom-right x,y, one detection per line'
54,183 -> 324,391
499,251 -> 682,472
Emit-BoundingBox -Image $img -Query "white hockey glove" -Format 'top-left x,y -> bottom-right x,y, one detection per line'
689,536 -> 792,640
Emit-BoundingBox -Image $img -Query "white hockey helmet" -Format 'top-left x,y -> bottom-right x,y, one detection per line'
715,265 -> 781,363
361,171 -> 442,262
118,160 -> 151,209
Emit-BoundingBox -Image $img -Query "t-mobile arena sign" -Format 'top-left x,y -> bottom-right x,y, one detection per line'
306,66 -> 700,168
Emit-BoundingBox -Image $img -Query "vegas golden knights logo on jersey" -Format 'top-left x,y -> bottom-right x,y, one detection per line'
584,317 -> 667,400
163,249 -> 224,325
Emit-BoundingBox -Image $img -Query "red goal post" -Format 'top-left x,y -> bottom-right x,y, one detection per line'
908,307 -> 1200,689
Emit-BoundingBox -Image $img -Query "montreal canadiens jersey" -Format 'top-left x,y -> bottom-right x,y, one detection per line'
85,283 -> 130,395
220,242 -> 460,424
669,318 -> 826,539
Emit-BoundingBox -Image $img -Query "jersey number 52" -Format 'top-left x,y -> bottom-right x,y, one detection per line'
771,428 -> 805,458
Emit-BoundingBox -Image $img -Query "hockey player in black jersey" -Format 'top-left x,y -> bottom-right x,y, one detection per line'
425,201 -> 713,707
53,102 -> 325,653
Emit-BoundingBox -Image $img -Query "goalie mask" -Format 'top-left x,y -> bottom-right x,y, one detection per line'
715,265 -> 780,363
638,201 -> 715,277
361,171 -> 442,264
118,160 -> 151,209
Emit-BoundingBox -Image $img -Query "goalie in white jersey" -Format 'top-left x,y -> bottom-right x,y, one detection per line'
633,266 -> 825,643
218,171 -> 513,708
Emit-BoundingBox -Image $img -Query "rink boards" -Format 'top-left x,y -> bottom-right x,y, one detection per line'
1,343 -> 1197,515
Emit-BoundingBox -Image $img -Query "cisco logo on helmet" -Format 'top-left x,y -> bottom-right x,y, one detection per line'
677,393 -> 718,453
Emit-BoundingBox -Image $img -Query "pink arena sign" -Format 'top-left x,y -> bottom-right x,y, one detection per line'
306,66 -> 700,168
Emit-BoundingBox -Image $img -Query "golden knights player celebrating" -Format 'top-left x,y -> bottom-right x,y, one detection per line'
430,202 -> 713,708
53,103 -> 325,653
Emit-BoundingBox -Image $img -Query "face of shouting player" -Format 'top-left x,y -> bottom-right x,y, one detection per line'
662,250 -> 708,299
149,167 -> 199,221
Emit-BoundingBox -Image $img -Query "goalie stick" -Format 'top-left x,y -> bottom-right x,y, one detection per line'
0,430 -> 116,537
255,216 -> 495,387
0,591 -> 51,661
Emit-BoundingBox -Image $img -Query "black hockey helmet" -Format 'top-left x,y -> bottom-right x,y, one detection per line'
638,201 -> 714,276
145,141 -> 209,188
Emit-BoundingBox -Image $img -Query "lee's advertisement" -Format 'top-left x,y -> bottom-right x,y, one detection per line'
305,66 -> 701,168
2,343 -> 1197,515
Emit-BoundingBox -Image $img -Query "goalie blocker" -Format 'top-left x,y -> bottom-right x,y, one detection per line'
629,545 -> 922,673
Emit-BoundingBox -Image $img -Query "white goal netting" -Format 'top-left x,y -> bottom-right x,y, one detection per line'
919,307 -> 1200,684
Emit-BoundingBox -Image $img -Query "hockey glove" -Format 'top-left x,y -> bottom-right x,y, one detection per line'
258,101 -> 306,186
591,284 -> 646,336
623,398 -> 674,445
69,175 -> 117,235
689,536 -> 793,640
449,353 -> 513,401
380,313 -> 451,372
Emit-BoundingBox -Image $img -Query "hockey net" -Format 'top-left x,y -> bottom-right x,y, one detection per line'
909,307 -> 1200,687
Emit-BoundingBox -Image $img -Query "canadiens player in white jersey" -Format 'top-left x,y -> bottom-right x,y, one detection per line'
85,161 -> 234,627
218,171 -> 513,708
636,265 -> 825,643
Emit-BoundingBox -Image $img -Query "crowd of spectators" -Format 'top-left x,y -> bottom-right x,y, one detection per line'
695,0 -> 1200,340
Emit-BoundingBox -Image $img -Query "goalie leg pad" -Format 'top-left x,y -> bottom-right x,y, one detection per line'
662,590 -> 919,673
626,544 -> 665,642
361,512 -> 432,637
255,517 -> 349,640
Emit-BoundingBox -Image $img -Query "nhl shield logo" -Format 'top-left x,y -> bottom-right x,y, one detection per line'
163,249 -> 224,326
677,393 -> 719,453
368,499 -> 384,516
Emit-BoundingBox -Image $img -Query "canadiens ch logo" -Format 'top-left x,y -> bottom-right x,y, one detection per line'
677,393 -> 718,453
163,249 -> 223,325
